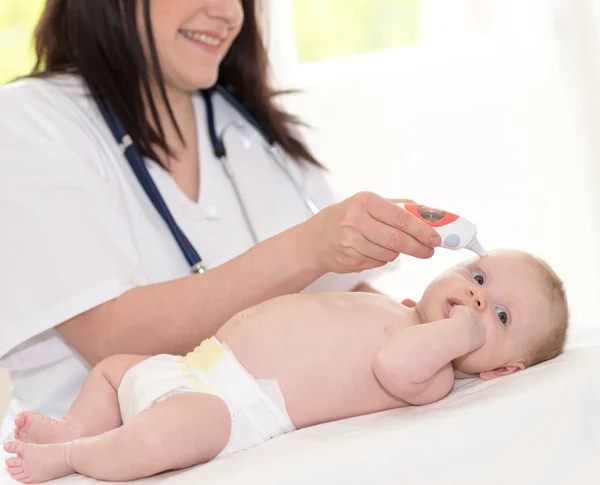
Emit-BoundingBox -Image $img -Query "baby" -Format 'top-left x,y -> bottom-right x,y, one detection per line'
4,249 -> 569,483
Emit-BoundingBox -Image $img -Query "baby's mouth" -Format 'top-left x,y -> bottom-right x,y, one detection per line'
445,298 -> 465,318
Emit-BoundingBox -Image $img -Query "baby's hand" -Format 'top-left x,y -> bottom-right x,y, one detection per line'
449,305 -> 486,351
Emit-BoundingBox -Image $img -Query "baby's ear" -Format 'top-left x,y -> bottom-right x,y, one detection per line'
401,298 -> 418,308
479,362 -> 526,381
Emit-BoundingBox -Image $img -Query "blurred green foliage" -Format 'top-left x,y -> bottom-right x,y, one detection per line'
0,0 -> 45,84
292,0 -> 419,62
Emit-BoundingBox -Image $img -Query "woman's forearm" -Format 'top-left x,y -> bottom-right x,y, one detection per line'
57,225 -> 324,364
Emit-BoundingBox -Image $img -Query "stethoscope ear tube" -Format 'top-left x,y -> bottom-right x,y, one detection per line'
205,85 -> 274,145
92,83 -> 320,274
201,89 -> 226,158
92,85 -> 205,273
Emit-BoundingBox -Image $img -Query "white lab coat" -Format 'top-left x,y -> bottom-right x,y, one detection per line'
0,74 -> 386,439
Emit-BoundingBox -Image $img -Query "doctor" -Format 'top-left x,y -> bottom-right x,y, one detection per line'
0,0 -> 441,439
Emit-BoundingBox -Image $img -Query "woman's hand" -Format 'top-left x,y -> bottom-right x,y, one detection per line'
296,191 -> 441,274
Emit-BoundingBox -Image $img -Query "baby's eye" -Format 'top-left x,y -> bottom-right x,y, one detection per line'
495,307 -> 508,324
471,270 -> 485,285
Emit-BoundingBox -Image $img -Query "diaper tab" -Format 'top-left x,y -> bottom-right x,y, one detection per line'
177,338 -> 228,392
178,337 -> 296,457
182,338 -> 226,371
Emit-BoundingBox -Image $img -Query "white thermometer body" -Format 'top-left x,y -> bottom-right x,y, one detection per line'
397,203 -> 487,257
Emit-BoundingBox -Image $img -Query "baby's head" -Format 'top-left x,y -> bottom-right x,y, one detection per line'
415,249 -> 569,380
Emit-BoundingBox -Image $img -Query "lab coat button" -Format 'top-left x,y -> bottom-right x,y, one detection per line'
204,206 -> 221,219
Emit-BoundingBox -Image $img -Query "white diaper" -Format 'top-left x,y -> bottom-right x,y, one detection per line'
117,337 -> 296,457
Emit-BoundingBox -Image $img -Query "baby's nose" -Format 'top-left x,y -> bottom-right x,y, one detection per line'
466,287 -> 487,311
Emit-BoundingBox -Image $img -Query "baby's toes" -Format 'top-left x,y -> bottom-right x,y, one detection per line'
7,464 -> 30,484
14,412 -> 28,428
6,456 -> 24,468
7,465 -> 23,476
4,440 -> 25,455
11,472 -> 32,484
3,441 -> 33,483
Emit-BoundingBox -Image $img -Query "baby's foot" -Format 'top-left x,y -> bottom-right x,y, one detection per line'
14,412 -> 78,445
4,440 -> 73,484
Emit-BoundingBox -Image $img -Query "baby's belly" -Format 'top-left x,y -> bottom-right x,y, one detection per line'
276,363 -> 407,428
218,321 -> 406,428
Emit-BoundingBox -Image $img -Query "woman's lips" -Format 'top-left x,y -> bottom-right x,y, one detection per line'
179,29 -> 225,54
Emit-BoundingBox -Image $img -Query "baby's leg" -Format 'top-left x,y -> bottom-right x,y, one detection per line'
15,354 -> 148,445
4,392 -> 231,483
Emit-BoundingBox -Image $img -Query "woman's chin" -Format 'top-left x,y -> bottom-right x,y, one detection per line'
169,72 -> 219,94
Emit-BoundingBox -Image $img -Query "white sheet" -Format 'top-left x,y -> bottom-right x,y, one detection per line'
2,330 -> 599,485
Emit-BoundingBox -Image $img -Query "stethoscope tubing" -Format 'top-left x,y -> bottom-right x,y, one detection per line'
94,84 -> 319,274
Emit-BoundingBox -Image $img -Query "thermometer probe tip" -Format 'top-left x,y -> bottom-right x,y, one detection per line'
467,237 -> 487,258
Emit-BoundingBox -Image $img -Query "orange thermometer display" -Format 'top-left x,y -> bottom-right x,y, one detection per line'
398,203 -> 487,257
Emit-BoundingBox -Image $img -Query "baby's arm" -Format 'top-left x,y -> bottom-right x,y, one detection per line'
372,306 -> 484,405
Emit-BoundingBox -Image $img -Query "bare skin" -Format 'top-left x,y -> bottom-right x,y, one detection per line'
1,1 -> 445,481
4,251 -> 554,483
218,292 -> 417,427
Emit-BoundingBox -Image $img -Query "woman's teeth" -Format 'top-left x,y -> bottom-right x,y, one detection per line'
180,30 -> 222,47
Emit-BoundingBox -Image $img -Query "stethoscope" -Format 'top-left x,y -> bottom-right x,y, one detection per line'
93,84 -> 319,274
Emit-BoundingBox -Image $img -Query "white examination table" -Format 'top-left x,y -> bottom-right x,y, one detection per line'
2,329 -> 599,485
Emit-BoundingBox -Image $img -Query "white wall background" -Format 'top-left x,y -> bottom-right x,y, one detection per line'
265,0 -> 600,341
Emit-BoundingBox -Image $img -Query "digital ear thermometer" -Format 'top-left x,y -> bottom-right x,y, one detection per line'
397,203 -> 487,257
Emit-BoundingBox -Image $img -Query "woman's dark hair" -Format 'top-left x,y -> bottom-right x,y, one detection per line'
32,0 -> 321,168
